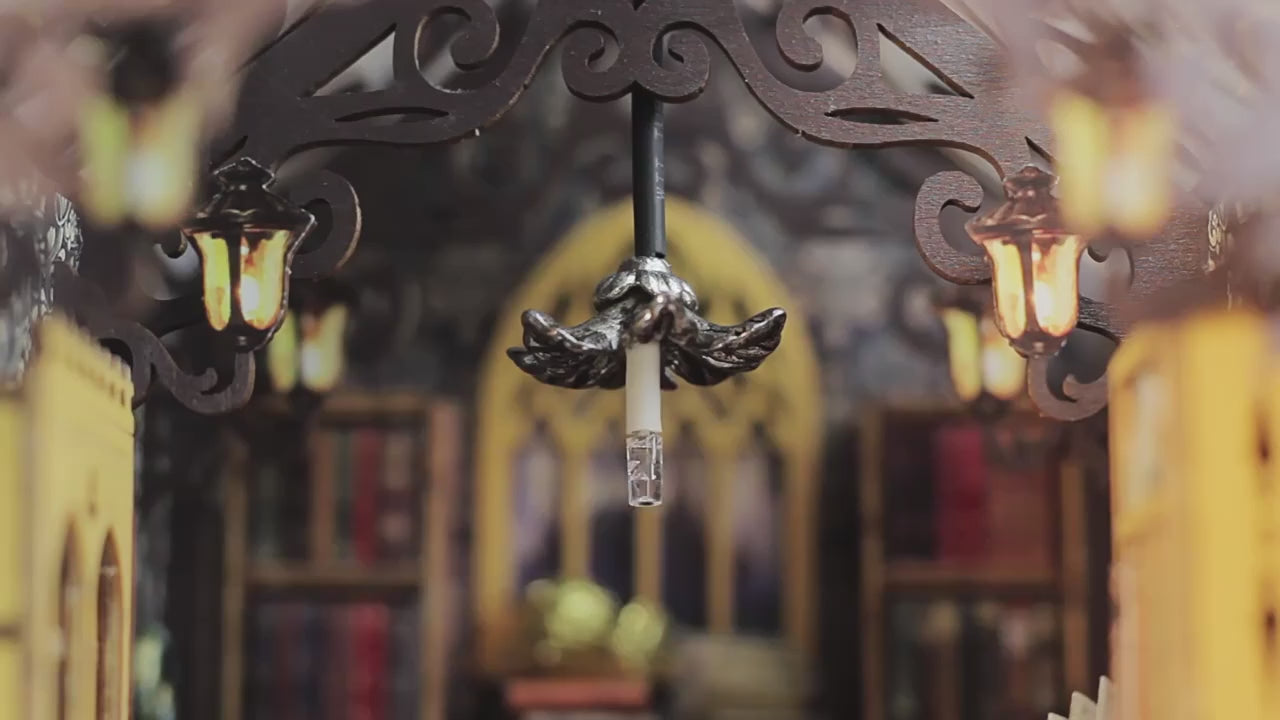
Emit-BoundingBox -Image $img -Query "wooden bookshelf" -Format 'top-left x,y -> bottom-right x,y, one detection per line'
246,562 -> 421,590
859,406 -> 1091,720
220,391 -> 462,720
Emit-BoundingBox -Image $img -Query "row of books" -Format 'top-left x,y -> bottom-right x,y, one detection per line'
883,421 -> 1054,569
246,601 -> 420,720
249,425 -> 422,564
886,600 -> 1062,720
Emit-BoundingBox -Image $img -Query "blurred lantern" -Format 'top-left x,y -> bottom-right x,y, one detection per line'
1048,30 -> 1175,240
78,21 -> 202,230
967,166 -> 1086,357
935,286 -> 1026,414
180,158 -> 314,350
265,280 -> 352,394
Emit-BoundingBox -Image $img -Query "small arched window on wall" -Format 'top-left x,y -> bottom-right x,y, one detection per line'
95,535 -> 122,720
57,526 -> 80,720
475,198 -> 822,661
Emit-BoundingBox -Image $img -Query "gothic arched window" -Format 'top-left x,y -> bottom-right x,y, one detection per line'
475,198 -> 823,658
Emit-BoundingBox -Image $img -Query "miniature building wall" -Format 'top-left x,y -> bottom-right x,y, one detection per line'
0,314 -> 134,720
1108,308 -> 1280,720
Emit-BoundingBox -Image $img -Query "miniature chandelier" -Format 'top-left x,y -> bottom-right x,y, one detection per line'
966,166 -> 1086,357
507,85 -> 787,507
179,158 -> 315,350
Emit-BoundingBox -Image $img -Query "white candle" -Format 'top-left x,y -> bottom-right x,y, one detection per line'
625,342 -> 663,507
625,343 -> 663,433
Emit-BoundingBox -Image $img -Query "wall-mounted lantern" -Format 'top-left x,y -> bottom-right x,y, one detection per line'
936,286 -> 1026,415
180,158 -> 315,350
265,280 -> 351,395
966,166 -> 1086,358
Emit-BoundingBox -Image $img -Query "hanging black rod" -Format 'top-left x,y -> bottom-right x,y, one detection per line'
631,86 -> 666,259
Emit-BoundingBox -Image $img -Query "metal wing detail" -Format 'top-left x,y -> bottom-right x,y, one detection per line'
508,257 -> 786,390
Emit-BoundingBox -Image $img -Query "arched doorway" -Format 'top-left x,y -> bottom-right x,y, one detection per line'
57,525 -> 80,720
95,535 -> 122,720
474,197 -> 822,658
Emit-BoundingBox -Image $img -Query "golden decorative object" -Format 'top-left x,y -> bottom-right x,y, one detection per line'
1109,307 -> 1280,720
0,314 -> 134,720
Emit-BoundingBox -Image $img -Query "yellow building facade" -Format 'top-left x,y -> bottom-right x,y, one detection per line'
0,315 -> 134,720
1109,307 -> 1280,720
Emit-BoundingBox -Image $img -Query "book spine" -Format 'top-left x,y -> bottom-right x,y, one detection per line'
326,605 -> 351,720
368,604 -> 391,720
251,463 -> 281,559
922,601 -> 961,720
998,604 -> 1035,719
887,602 -> 924,720
275,603 -> 303,720
248,603 -> 276,720
310,430 -> 337,564
379,430 -> 417,563
348,603 -> 391,720
390,604 -> 420,720
335,431 -> 353,559
933,424 -> 988,562
353,429 -> 383,565
303,604 -> 327,720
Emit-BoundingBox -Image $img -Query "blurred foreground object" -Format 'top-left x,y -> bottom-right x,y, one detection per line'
1108,307 -> 1280,720
497,579 -> 670,678
1047,677 -> 1112,720
0,0 -> 346,226
971,0 -> 1280,223
0,314 -> 135,719
668,634 -> 810,720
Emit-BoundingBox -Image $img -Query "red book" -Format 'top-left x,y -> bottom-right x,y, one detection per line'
933,424 -> 988,562
348,603 -> 391,720
353,429 -> 384,564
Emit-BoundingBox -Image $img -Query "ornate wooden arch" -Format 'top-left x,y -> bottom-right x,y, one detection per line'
56,0 -> 1206,417
474,196 -> 822,658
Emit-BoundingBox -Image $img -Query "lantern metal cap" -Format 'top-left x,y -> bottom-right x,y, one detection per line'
966,165 -> 1068,241
183,158 -> 315,237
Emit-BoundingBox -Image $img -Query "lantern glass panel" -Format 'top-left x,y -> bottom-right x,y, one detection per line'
985,240 -> 1029,340
239,229 -> 292,331
191,232 -> 232,331
1030,234 -> 1086,337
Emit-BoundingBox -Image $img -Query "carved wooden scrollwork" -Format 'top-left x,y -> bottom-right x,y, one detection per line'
61,0 -> 1196,416
54,264 -> 256,412
226,0 -> 1045,170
